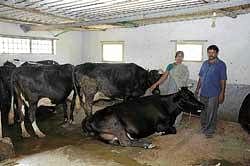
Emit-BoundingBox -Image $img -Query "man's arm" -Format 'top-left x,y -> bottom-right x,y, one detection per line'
195,77 -> 201,96
219,80 -> 226,104
149,71 -> 169,91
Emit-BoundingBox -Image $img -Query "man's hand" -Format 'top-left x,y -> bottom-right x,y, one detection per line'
194,88 -> 199,97
219,92 -> 225,104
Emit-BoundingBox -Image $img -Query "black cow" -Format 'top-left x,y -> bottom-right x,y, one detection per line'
74,63 -> 161,117
82,87 -> 205,148
9,64 -> 76,138
238,94 -> 250,134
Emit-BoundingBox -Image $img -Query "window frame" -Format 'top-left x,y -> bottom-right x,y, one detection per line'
0,34 -> 57,55
173,40 -> 207,62
101,41 -> 124,63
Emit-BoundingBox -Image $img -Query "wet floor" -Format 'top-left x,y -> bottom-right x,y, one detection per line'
0,107 -> 250,166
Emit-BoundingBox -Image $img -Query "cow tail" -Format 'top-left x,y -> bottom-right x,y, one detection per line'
71,66 -> 82,111
8,70 -> 15,125
72,66 -> 79,98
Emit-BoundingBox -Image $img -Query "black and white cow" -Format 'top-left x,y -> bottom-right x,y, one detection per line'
82,87 -> 205,148
74,63 -> 161,117
238,94 -> 250,134
9,64 -> 76,138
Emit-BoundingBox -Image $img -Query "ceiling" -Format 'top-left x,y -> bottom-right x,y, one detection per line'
0,0 -> 250,31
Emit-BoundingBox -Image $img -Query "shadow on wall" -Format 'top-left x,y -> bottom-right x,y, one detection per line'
159,79 -> 250,122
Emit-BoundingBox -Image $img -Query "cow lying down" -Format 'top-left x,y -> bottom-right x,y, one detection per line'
82,87 -> 205,148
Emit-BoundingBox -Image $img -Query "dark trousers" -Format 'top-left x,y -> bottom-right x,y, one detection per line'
200,96 -> 219,135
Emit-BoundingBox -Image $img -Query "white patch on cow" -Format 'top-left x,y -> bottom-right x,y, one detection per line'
146,144 -> 156,149
32,121 -> 46,138
81,94 -> 86,103
20,105 -> 30,137
21,121 -> 30,138
94,92 -> 110,101
37,98 -> 56,107
67,90 -> 81,111
20,93 -> 29,107
8,96 -> 14,125
67,90 -> 74,100
0,110 -> 2,138
155,132 -> 165,136
21,105 -> 25,115
126,132 -> 134,140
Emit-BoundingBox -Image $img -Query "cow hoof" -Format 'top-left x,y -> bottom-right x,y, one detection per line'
61,123 -> 69,128
69,120 -> 76,125
36,132 -> 46,138
155,132 -> 165,136
144,143 -> 156,149
22,132 -> 31,138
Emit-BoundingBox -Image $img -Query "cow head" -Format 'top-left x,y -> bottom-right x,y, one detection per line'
174,87 -> 205,113
147,70 -> 162,94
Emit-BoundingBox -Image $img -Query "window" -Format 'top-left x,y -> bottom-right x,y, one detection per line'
0,37 -> 30,54
101,41 -> 124,62
31,39 -> 53,54
175,41 -> 205,61
0,35 -> 56,54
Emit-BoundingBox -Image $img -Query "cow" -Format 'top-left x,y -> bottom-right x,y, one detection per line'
74,63 -> 161,118
9,64 -> 76,138
82,87 -> 205,148
238,94 -> 250,134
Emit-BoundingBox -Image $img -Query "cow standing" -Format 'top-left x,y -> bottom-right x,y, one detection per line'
82,87 -> 205,148
9,64 -> 76,138
74,63 -> 161,117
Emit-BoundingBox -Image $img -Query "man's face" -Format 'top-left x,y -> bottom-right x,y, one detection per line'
175,54 -> 184,64
207,49 -> 218,60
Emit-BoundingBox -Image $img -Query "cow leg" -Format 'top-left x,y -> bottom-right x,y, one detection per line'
62,102 -> 68,123
117,130 -> 155,149
20,105 -> 31,138
99,121 -> 155,148
16,94 -> 31,138
69,92 -> 76,124
29,103 -> 45,138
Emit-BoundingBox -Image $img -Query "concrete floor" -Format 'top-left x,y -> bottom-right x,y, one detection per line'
0,106 -> 250,166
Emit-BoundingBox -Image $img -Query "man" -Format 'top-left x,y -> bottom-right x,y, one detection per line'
195,45 -> 227,138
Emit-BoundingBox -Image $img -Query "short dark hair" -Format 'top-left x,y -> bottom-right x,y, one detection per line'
175,51 -> 184,58
207,45 -> 219,53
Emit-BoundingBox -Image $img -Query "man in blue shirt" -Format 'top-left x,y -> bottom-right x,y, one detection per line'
195,45 -> 227,138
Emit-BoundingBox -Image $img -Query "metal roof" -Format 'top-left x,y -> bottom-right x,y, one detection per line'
0,0 -> 249,31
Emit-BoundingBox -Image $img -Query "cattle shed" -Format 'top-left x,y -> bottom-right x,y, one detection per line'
0,0 -> 250,166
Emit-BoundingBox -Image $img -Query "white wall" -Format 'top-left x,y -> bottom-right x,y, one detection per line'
0,22 -> 84,65
81,13 -> 250,85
